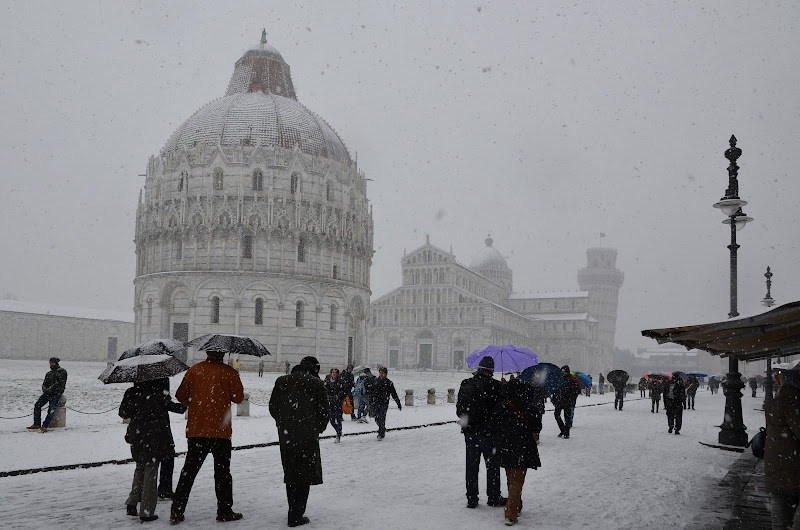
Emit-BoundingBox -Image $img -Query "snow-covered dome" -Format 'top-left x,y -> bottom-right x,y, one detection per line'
161,30 -> 351,165
470,236 -> 510,271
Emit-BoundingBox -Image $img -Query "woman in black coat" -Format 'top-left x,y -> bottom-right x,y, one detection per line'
493,378 -> 542,527
325,369 -> 345,443
118,378 -> 181,522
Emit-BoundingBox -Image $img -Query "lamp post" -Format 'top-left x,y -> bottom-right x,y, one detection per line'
762,266 -> 775,409
712,135 -> 753,447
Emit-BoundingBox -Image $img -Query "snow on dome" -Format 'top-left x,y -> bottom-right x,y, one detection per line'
469,236 -> 510,271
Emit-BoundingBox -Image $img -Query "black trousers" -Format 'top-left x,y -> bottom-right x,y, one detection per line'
615,390 -> 624,410
375,405 -> 389,437
666,404 -> 683,431
158,456 -> 175,495
554,407 -> 573,436
463,432 -> 501,503
172,438 -> 233,516
286,483 -> 311,524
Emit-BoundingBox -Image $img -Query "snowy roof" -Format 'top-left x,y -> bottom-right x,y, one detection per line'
0,300 -> 134,323
636,343 -> 700,359
522,312 -> 593,321
508,291 -> 588,299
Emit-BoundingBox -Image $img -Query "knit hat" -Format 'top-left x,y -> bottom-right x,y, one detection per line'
49,357 -> 60,364
300,356 -> 321,378
478,357 -> 495,373
561,365 -> 570,373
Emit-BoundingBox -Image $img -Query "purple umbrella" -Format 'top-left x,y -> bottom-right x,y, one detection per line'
466,345 -> 539,373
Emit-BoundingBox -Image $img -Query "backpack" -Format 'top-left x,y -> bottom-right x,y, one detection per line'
354,378 -> 366,398
746,427 -> 766,458
457,378 -> 488,430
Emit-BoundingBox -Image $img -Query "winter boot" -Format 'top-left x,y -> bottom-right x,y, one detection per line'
26,424 -> 41,430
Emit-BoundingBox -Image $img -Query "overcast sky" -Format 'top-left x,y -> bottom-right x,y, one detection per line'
1,1 -> 799,352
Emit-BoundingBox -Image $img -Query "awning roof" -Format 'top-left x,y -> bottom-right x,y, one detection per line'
641,301 -> 800,362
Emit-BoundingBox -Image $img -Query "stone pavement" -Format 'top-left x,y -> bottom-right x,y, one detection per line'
689,450 -> 771,529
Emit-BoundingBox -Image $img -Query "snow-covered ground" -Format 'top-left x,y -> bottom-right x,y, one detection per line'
0,360 -> 767,529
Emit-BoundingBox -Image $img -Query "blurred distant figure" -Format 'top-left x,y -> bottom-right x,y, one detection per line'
258,359 -> 264,377
650,379 -> 662,413
612,378 -> 626,411
27,357 -> 67,433
285,360 -> 291,375
638,377 -> 647,398
663,374 -> 685,435
598,373 -> 605,395
340,364 -> 356,421
764,368 -> 800,530
749,377 -> 758,398
686,375 -> 699,410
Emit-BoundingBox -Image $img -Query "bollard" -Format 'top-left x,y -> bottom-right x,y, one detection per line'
237,392 -> 250,417
49,396 -> 67,428
447,388 -> 455,403
405,389 -> 414,407
427,388 -> 436,405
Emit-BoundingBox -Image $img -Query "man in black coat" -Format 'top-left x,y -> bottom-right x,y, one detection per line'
339,364 -> 356,421
663,373 -> 686,435
456,356 -> 506,509
551,365 -> 580,439
372,366 -> 402,440
269,356 -> 329,528
28,357 -> 68,433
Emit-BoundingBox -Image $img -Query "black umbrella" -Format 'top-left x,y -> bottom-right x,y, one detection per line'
185,333 -> 271,357
118,339 -> 186,361
606,369 -> 630,385
99,354 -> 189,384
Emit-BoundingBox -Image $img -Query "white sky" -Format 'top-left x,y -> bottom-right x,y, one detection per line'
1,1 -> 799,351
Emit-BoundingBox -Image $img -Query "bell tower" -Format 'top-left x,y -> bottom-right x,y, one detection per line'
577,248 -> 624,370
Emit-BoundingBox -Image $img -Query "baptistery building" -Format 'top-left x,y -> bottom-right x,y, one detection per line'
134,31 -> 374,368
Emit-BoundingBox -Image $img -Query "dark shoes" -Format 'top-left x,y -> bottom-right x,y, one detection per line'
216,512 -> 243,522
563,434 -> 570,439
557,432 -> 563,438
126,505 -> 138,517
675,430 -> 680,435
488,497 -> 508,507
169,510 -> 184,525
668,427 -> 673,433
466,500 -> 478,509
288,516 -> 310,527
140,515 -> 159,523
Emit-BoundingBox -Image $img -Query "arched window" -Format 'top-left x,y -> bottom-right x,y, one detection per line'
290,173 -> 299,194
255,298 -> 263,325
330,304 -> 337,330
242,235 -> 253,259
252,170 -> 263,191
147,298 -> 153,325
211,297 -> 220,323
178,170 -> 187,191
213,169 -> 224,190
332,265 -> 338,279
175,239 -> 182,260
295,301 -> 304,327
297,237 -> 306,263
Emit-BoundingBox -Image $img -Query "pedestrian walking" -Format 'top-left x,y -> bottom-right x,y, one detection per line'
258,359 -> 264,377
363,368 -> 377,418
638,377 -> 647,398
340,364 -> 356,421
650,379 -> 662,413
612,379 -> 626,411
354,373 -> 370,422
493,376 -> 542,527
764,367 -> 800,530
585,375 -> 592,397
157,380 -> 187,499
27,357 -> 68,433
662,373 -> 685,435
372,366 -> 402,440
551,365 -> 581,438
119,378 -> 182,522
686,375 -> 699,410
170,350 -> 245,524
598,373 -> 605,395
457,356 -> 506,509
749,376 -> 758,398
324,368 -> 345,443
269,356 -> 329,528
285,360 -> 291,375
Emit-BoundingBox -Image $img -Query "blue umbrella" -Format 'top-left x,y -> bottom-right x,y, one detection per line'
520,362 -> 563,394
571,371 -> 592,389
687,371 -> 708,377
466,344 -> 539,373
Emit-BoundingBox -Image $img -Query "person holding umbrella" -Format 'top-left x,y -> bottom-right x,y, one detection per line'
551,365 -> 580,439
650,378 -> 663,413
170,349 -> 245,524
686,375 -> 699,410
662,372 -> 686,434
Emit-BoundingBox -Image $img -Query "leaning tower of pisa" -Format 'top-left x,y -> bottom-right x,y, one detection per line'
577,247 -> 624,372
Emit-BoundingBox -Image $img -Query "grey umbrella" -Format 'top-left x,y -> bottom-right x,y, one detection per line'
118,338 -> 186,360
99,354 -> 189,384
184,333 -> 271,357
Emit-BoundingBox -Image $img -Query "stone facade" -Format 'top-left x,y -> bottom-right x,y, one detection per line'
133,33 -> 373,369
368,238 -> 623,375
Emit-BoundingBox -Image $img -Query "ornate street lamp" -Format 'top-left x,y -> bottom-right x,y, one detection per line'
712,135 -> 752,447
762,266 -> 775,409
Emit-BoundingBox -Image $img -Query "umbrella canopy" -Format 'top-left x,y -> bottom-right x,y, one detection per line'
571,371 -> 592,388
606,369 -> 630,386
466,345 -> 539,373
185,334 -> 271,357
118,339 -> 186,361
352,365 -> 371,375
647,371 -> 672,381
99,354 -> 188,384
520,362 -> 563,394
772,359 -> 800,370
686,371 -> 708,377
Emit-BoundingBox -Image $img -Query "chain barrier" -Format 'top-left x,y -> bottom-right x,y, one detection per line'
0,413 -> 32,420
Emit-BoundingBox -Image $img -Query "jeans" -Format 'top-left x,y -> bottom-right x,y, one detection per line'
375,405 -> 388,438
172,438 -> 233,516
463,432 -> 501,503
599,384 -> 604,395
651,398 -> 660,413
33,393 -> 61,428
126,460 -> 159,518
505,468 -> 527,521
554,407 -> 573,436
286,483 -> 311,525
769,493 -> 800,530
687,394 -> 695,409
356,395 -> 369,419
329,406 -> 343,436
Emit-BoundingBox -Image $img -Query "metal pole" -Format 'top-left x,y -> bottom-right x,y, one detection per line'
762,267 -> 775,409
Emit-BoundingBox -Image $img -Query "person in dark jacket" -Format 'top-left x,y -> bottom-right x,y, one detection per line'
372,366 -> 402,440
363,368 -> 377,418
340,365 -> 356,421
27,357 -> 68,433
748,376 -> 758,398
269,356 -> 330,528
598,373 -> 605,395
157,380 -> 187,499
764,368 -> 800,529
638,377 -> 647,398
324,368 -> 345,443
119,378 -> 178,522
529,382 -> 549,445
493,377 -> 542,526
551,365 -> 580,438
650,379 -> 662,413
457,357 -> 506,509
662,374 -> 686,434
685,375 -> 699,410
612,378 -> 626,411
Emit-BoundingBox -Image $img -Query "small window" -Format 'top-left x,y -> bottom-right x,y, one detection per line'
176,239 -> 182,259
212,297 -> 220,323
290,174 -> 299,194
255,298 -> 263,325
332,265 -> 338,279
242,235 -> 253,259
295,301 -> 304,327
252,170 -> 263,191
147,298 -> 153,325
330,305 -> 337,330
297,237 -> 306,263
326,181 -> 332,201
178,171 -> 187,191
214,169 -> 224,190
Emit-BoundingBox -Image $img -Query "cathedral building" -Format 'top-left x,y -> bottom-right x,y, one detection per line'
134,31 -> 374,368
368,236 -> 623,375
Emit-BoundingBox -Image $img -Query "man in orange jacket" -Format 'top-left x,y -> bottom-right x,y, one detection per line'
170,350 -> 245,524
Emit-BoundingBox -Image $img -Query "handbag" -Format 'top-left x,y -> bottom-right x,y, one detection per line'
745,427 -> 766,459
